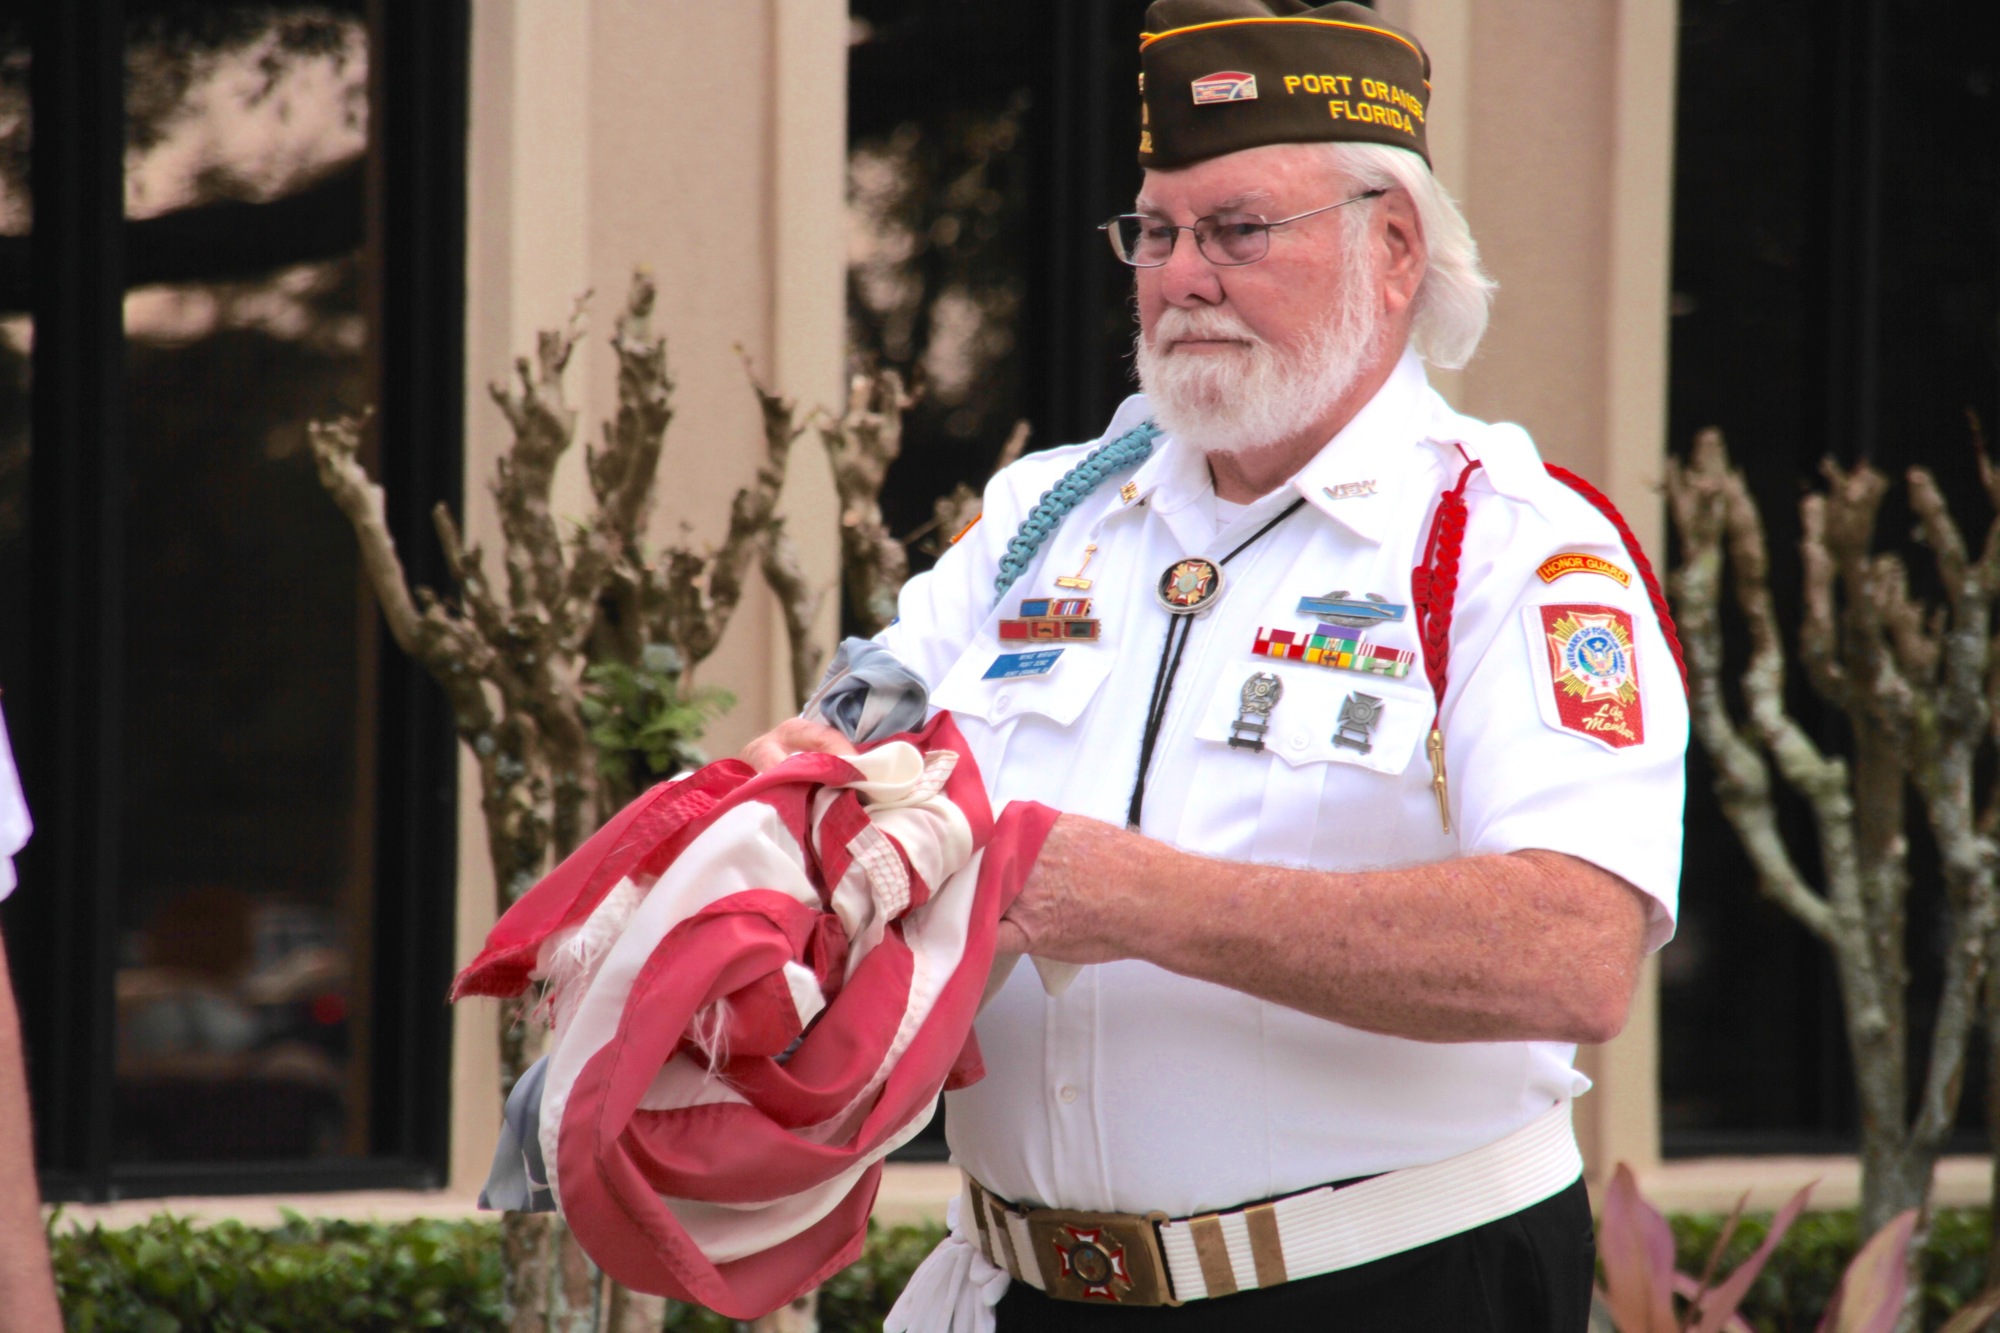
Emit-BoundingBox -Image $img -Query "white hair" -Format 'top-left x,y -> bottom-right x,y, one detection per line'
1307,141 -> 1495,369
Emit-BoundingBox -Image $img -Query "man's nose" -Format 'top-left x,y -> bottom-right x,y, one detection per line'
1156,228 -> 1226,306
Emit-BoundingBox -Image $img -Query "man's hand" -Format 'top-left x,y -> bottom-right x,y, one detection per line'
739,717 -> 858,773
995,813 -> 1143,964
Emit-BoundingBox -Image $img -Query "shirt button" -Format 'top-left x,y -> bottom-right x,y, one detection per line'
1057,1084 -> 1078,1104
1289,731 -> 1308,751
996,692 -> 1013,711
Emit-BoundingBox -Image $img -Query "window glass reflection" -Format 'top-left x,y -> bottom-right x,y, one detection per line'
115,4 -> 375,1165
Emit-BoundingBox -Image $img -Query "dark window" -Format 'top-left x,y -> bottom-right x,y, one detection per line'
1661,0 -> 1998,1154
2,0 -> 468,1200
848,0 -> 1152,592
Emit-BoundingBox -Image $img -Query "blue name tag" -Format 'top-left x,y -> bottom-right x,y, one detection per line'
984,648 -> 1065,679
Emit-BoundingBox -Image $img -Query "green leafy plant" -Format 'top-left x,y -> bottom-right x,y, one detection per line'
579,643 -> 734,794
51,1212 -> 506,1333
51,1214 -> 946,1333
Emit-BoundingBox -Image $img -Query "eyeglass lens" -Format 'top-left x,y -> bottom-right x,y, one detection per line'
1108,214 -> 1270,267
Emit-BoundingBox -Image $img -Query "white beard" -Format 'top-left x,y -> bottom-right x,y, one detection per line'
1134,267 -> 1385,459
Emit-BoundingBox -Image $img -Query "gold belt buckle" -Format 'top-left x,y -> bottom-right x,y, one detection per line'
1023,1207 -> 1180,1307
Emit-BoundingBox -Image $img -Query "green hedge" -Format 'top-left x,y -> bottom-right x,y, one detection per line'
54,1207 -> 2000,1331
52,1213 -> 947,1333
1670,1208 -> 1994,1331
53,1213 -> 505,1333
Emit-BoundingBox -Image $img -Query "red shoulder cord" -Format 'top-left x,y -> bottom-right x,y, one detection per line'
1410,457 -> 1689,832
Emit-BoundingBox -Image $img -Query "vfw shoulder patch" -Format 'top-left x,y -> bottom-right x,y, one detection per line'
1524,604 -> 1645,750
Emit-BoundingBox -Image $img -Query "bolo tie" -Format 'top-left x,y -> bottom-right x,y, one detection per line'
1125,496 -> 1309,829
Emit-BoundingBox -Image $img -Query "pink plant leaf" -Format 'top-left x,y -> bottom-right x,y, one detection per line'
1935,1283 -> 2000,1333
1683,1191 -> 1752,1320
1599,1163 -> 1680,1333
1816,1209 -> 1918,1333
1685,1180 -> 1817,1333
1672,1274 -> 1755,1333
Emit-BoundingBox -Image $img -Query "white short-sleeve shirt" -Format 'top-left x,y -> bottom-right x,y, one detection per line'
880,350 -> 1687,1218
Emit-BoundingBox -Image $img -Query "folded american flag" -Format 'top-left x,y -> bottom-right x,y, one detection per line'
452,714 -> 1055,1319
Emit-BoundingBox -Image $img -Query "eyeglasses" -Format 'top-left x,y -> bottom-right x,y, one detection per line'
1099,189 -> 1387,268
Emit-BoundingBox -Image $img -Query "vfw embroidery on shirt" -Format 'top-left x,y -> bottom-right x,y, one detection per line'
1527,604 -> 1645,750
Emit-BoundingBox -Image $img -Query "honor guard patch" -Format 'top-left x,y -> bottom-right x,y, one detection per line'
1535,552 -> 1632,588
1190,70 -> 1258,104
1527,604 -> 1645,750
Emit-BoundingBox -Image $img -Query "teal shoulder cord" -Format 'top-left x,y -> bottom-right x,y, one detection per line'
990,421 -> 1161,606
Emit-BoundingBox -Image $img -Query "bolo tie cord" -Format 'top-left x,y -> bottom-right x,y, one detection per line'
1125,496 -> 1310,829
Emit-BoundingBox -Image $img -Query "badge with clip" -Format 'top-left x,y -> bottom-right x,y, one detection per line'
1227,671 -> 1283,751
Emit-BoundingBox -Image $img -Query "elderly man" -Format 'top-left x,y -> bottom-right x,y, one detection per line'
751,2 -> 1685,1327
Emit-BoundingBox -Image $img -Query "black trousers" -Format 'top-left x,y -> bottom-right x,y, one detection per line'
993,1177 -> 1595,1333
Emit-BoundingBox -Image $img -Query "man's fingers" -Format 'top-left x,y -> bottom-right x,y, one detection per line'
739,717 -> 860,772
994,919 -> 1031,957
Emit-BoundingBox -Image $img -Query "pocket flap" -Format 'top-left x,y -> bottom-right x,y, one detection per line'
1192,663 -> 1434,775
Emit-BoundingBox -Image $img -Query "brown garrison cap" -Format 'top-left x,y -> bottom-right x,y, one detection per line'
1138,0 -> 1431,169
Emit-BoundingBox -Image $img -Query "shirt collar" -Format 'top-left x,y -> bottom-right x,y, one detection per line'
1291,347 -> 1435,544
1116,347 -> 1438,546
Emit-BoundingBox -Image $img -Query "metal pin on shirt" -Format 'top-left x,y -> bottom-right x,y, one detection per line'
1056,543 -> 1098,590
1427,726 -> 1451,833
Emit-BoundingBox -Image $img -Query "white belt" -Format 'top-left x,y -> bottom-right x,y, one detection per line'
965,1099 -> 1580,1306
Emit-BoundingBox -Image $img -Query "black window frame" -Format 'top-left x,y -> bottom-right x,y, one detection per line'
6,0 -> 470,1202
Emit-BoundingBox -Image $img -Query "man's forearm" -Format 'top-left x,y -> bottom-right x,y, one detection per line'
1010,818 -> 1650,1045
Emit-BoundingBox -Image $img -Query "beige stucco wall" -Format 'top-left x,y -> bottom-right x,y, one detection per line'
447,0 -> 846,1195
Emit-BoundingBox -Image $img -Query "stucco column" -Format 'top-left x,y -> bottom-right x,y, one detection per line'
449,0 -> 845,1195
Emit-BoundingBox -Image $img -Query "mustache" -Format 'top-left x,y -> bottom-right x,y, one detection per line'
1149,306 -> 1263,348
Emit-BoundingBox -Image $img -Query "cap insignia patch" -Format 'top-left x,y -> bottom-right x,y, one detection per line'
1191,70 -> 1259,104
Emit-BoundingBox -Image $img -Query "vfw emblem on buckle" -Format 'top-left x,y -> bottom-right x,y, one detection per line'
1051,1225 -> 1135,1301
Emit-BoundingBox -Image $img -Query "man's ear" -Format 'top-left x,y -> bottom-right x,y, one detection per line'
1378,188 -> 1426,316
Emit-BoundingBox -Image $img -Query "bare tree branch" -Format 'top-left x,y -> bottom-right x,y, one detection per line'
1668,425 -> 2000,1266
1665,430 -> 1838,941
820,368 -> 917,636
762,521 -> 828,709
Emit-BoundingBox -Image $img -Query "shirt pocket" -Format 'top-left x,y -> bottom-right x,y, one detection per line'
1191,661 -> 1435,777
929,639 -> 1117,729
